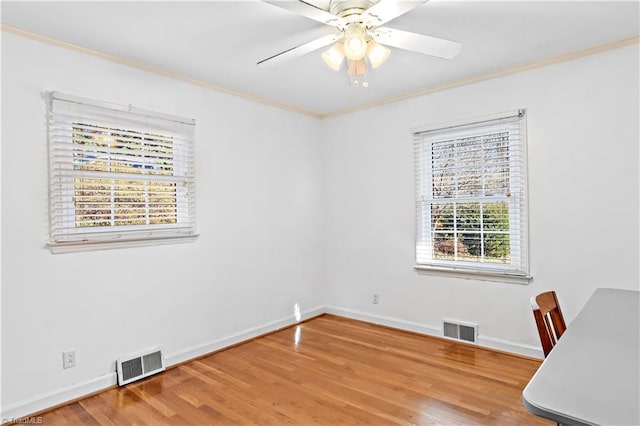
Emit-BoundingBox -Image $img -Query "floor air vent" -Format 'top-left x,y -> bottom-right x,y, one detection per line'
443,319 -> 478,343
117,348 -> 165,386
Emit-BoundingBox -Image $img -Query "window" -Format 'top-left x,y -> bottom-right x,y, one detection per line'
413,110 -> 529,280
47,92 -> 196,253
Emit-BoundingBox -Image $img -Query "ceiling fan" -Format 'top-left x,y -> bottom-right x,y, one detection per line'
258,0 -> 462,87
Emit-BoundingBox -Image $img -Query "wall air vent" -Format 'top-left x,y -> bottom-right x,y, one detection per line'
116,348 -> 165,386
443,319 -> 478,344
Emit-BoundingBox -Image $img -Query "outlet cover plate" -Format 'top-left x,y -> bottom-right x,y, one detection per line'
63,350 -> 76,369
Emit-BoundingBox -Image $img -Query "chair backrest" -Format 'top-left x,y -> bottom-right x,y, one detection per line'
530,291 -> 567,357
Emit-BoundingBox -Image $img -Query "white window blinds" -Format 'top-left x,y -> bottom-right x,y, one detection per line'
413,110 -> 529,278
47,92 -> 196,252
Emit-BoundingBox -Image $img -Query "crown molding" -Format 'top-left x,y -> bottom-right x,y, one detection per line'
2,24 -> 638,120
319,35 -> 640,119
0,24 -> 323,120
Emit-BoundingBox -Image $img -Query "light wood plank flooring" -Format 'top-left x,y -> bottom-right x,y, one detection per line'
36,315 -> 550,425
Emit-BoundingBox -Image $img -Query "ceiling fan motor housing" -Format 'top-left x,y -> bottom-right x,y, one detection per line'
330,0 -> 378,24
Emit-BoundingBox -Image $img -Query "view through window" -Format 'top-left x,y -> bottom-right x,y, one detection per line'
72,123 -> 178,228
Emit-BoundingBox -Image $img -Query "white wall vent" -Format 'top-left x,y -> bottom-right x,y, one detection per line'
443,319 -> 478,344
116,347 -> 165,386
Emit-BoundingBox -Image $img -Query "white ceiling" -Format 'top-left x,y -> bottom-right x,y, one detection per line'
2,1 -> 639,117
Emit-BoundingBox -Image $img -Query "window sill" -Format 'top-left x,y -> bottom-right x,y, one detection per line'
414,264 -> 532,285
48,234 -> 199,254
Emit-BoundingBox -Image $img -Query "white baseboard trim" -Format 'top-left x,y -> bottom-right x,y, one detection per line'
164,305 -> 326,367
326,305 -> 543,359
0,305 -> 325,421
325,306 -> 441,336
478,335 -> 543,359
1,373 -> 117,423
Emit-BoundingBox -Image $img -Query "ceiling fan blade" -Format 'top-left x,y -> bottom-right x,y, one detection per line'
257,34 -> 341,67
362,0 -> 428,27
262,0 -> 345,28
372,27 -> 462,59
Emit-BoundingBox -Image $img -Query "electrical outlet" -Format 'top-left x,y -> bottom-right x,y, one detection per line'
373,294 -> 379,304
63,350 -> 76,369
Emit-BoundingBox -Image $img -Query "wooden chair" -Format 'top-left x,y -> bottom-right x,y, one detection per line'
530,291 -> 567,358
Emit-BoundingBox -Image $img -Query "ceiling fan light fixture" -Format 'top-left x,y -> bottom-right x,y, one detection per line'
366,40 -> 391,69
343,31 -> 368,61
259,0 -> 464,89
347,59 -> 367,77
321,42 -> 345,71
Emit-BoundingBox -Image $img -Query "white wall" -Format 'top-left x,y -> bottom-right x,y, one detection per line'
1,33 -> 325,416
323,44 -> 640,355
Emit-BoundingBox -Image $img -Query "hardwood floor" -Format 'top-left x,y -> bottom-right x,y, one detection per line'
37,315 -> 551,425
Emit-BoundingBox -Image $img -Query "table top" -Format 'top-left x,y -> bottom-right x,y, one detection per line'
522,288 -> 640,426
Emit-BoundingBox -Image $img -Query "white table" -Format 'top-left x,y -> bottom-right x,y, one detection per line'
523,288 -> 640,426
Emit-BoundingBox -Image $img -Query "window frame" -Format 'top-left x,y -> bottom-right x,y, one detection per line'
412,110 -> 530,283
47,92 -> 198,253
